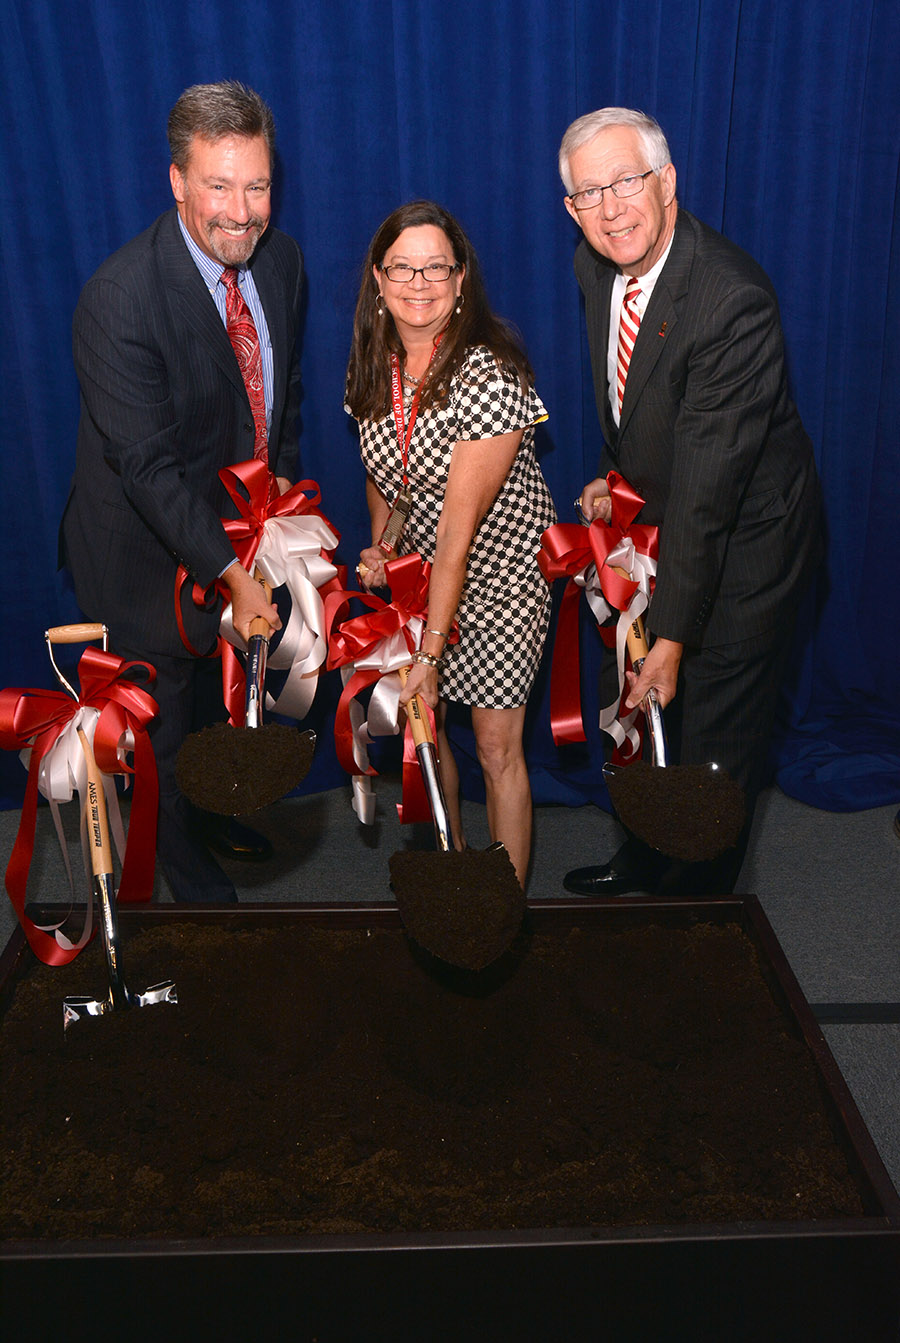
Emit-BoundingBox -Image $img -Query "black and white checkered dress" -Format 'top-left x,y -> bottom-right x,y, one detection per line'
352,345 -> 557,708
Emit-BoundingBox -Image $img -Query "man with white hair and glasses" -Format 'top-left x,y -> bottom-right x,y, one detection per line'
559,108 -> 820,898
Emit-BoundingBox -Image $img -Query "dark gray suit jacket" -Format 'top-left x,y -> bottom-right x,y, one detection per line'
61,208 -> 303,657
575,208 -> 820,649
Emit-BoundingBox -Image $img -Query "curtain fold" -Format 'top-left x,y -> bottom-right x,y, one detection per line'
1,0 -> 897,811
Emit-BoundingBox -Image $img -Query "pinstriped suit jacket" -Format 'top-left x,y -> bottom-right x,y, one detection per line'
61,208 -> 303,657
576,208 -> 820,649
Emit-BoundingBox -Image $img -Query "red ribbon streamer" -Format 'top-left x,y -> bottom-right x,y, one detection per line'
0,648 -> 159,965
537,471 -> 659,746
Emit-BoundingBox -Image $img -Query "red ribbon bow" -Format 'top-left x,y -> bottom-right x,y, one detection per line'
326,553 -> 435,672
537,471 -> 659,745
326,554 -> 456,825
218,460 -> 336,573
0,648 -> 159,965
176,460 -> 340,723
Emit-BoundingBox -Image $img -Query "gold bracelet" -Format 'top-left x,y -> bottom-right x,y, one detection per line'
412,649 -> 442,668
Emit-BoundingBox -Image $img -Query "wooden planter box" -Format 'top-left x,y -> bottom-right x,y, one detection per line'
2,897 -> 898,1339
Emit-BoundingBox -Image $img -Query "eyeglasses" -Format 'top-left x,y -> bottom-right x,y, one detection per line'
567,170 -> 655,212
379,263 -> 459,282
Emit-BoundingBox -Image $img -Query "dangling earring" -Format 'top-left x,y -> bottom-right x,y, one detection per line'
455,292 -> 465,315
375,294 -> 386,317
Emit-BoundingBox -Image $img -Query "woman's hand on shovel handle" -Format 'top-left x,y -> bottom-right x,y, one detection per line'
625,636 -> 683,712
223,563 -> 281,643
357,548 -> 388,590
399,659 -> 439,711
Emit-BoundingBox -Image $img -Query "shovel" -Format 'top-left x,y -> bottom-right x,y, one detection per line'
602,595 -> 745,863
43,622 -> 177,1030
175,572 -> 315,815
389,667 -> 524,972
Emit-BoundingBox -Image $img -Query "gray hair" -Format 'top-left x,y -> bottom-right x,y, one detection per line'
167,81 -> 276,174
559,108 -> 672,193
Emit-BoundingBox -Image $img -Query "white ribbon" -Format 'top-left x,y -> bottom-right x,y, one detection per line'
17,706 -> 131,953
219,513 -> 340,721
575,539 -> 657,759
339,617 -> 425,825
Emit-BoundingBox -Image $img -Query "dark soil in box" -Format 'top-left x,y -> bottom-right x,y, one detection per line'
0,909 -> 869,1242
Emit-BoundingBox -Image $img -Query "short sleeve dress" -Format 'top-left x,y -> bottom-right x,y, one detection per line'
350,345 -> 557,708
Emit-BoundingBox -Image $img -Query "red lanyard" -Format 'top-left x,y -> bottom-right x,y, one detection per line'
389,336 -> 443,488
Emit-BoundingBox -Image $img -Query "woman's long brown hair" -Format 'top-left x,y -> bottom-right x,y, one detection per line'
345,200 -> 533,421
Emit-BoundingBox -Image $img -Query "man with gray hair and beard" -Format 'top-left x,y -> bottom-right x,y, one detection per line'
558,107 -> 820,898
61,81 -> 303,902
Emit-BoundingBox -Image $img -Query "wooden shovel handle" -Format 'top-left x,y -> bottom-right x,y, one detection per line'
248,572 -> 273,640
397,666 -> 452,851
397,665 -> 434,747
613,566 -> 650,666
76,726 -> 113,880
612,565 -> 667,762
45,623 -> 107,645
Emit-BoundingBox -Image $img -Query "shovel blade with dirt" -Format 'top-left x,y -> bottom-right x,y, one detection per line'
389,669 -> 524,972
603,591 -> 745,862
175,574 -> 315,815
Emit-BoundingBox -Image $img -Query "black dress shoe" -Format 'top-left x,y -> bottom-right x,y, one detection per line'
894,809 -> 900,840
563,862 -> 657,897
197,815 -> 274,863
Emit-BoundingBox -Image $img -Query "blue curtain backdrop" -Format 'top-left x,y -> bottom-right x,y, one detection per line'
1,0 -> 898,813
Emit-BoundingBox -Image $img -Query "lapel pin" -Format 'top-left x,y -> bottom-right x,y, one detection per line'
658,321 -> 668,338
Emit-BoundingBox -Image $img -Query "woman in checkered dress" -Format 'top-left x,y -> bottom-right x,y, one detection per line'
345,201 -> 556,886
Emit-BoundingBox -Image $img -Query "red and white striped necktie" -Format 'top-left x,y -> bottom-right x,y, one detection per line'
616,276 -> 642,414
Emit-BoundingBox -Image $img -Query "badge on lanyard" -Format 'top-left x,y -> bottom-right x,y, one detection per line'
377,338 -> 443,557
377,482 -> 413,556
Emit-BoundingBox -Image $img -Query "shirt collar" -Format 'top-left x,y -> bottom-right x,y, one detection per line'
176,212 -> 239,291
614,227 -> 676,311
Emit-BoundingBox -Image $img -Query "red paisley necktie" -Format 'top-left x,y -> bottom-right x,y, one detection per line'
616,275 -> 642,414
222,267 -> 268,463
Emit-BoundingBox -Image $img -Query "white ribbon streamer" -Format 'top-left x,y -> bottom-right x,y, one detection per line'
219,513 -> 340,721
16,706 -> 133,953
339,617 -> 424,825
575,540 -> 657,759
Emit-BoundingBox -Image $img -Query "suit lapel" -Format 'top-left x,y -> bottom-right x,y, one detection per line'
159,210 -> 248,401
589,262 -> 618,449
618,211 -> 693,436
